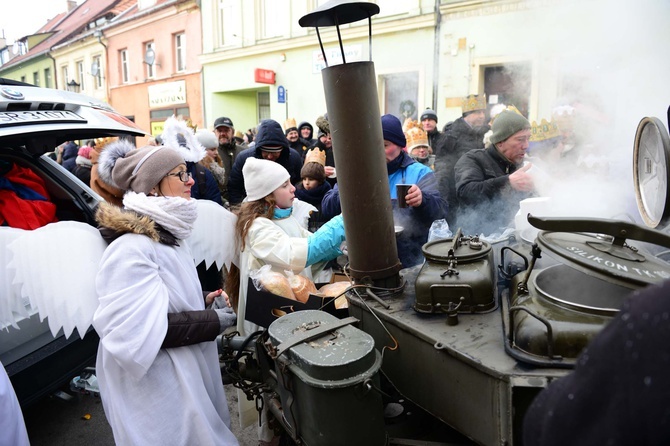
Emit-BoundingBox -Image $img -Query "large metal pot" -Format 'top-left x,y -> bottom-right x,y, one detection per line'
504,216 -> 670,367
414,229 -> 496,314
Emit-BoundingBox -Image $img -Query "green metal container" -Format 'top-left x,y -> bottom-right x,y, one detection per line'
267,310 -> 386,446
414,234 -> 496,314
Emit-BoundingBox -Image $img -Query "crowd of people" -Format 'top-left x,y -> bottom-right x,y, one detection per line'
21,95 -> 612,445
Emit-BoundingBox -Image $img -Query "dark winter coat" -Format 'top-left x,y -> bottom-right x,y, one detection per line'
216,141 -> 245,201
187,161 -> 223,206
454,146 -> 533,236
61,141 -> 79,173
523,279 -> 670,446
73,164 -> 92,187
289,138 -> 310,158
434,117 -> 490,229
95,202 -> 221,348
426,128 -> 443,152
295,181 -> 331,211
227,146 -> 303,205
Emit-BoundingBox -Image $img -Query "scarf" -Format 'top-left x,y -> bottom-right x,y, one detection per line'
123,191 -> 197,240
273,206 -> 293,219
387,150 -> 411,176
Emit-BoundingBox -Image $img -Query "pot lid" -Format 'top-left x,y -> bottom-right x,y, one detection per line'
422,229 -> 491,263
529,215 -> 670,288
633,115 -> 670,229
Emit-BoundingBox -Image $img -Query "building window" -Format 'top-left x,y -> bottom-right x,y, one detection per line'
258,91 -> 270,122
144,41 -> 155,79
44,68 -> 52,88
175,33 -> 186,72
380,71 -> 419,122
20,75 -> 26,83
33,71 -> 39,86
92,55 -> 102,88
76,60 -> 85,91
259,0 -> 287,39
483,63 -> 531,118
120,49 -> 129,83
149,107 -> 189,136
61,66 -> 70,90
218,0 -> 241,47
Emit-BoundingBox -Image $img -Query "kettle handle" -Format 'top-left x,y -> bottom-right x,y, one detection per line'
528,214 -> 670,249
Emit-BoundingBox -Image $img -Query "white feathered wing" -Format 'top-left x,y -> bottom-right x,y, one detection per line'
2,200 -> 239,339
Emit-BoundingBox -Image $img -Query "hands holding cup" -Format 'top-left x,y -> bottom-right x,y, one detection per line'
396,184 -> 422,208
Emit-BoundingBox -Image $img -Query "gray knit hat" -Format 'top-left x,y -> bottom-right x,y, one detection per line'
98,140 -> 185,195
489,110 -> 531,145
420,108 -> 438,123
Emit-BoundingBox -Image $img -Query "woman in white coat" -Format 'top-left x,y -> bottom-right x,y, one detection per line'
94,141 -> 238,446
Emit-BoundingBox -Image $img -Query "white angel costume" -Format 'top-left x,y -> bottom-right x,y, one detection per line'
1,197 -> 239,446
93,196 -> 238,446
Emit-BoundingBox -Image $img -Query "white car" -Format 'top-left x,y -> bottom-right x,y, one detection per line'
0,80 -> 146,407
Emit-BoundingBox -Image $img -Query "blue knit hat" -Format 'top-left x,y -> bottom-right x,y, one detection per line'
381,114 -> 407,147
255,119 -> 289,152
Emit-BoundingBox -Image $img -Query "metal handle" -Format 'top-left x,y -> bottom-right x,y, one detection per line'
528,215 -> 670,249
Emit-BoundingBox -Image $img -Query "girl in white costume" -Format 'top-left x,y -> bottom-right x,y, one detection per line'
226,157 -> 345,444
93,141 -> 238,446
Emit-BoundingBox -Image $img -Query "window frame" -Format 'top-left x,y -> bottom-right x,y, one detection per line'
174,33 -> 186,72
120,49 -> 129,84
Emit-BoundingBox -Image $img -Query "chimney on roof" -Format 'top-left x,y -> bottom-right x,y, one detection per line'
67,0 -> 77,12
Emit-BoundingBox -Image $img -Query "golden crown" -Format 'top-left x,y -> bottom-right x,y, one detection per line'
94,136 -> 116,150
462,94 -> 487,113
530,119 -> 561,142
404,119 -> 429,150
284,118 -> 297,131
304,148 -> 326,166
551,106 -> 574,131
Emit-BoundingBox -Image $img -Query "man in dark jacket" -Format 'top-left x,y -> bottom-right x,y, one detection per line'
454,109 -> 534,236
214,116 -> 245,202
420,108 -> 443,152
435,94 -> 490,229
523,279 -> 670,446
227,119 -> 303,205
298,121 -> 316,147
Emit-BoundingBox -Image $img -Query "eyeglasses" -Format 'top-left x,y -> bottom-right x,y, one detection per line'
165,171 -> 192,183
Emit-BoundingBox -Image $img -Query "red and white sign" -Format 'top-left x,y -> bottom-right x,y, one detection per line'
254,68 -> 276,84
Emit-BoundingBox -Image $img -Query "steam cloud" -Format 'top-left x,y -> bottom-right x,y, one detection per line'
507,0 -> 670,227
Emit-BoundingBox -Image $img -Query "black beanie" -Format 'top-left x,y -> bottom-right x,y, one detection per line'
255,119 -> 289,151
381,114 -> 407,147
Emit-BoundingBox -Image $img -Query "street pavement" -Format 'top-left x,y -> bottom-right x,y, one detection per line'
23,383 -> 257,445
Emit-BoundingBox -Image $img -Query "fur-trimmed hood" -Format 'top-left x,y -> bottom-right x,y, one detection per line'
95,202 -> 178,246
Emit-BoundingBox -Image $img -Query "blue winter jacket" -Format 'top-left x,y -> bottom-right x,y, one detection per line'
321,151 -> 447,267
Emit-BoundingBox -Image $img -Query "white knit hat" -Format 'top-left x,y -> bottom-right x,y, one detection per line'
242,157 -> 290,201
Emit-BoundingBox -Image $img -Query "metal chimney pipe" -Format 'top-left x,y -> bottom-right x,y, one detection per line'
322,61 -> 401,287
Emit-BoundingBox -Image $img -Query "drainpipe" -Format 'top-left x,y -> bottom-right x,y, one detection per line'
46,53 -> 58,89
94,29 -> 110,104
432,0 -> 442,111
